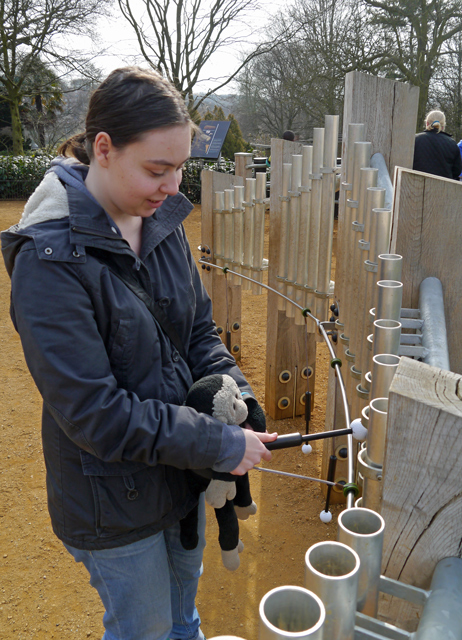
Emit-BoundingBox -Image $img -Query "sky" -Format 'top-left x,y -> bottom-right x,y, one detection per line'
88,0 -> 284,93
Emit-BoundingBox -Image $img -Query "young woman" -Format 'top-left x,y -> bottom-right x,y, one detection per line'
1,67 -> 277,640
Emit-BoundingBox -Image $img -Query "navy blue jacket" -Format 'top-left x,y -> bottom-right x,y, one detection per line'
1,162 -> 250,550
413,130 -> 462,181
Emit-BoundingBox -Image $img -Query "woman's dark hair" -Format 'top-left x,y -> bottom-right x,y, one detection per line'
58,67 -> 192,164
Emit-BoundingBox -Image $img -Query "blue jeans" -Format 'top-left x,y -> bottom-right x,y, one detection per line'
64,497 -> 206,640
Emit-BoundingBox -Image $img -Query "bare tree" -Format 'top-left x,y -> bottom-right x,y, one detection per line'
235,0 -> 382,139
117,0 -> 285,113
363,0 -> 462,126
0,0 -> 110,154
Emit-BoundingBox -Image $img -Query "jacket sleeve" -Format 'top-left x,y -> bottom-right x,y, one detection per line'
181,226 -> 256,399
10,244 -> 228,470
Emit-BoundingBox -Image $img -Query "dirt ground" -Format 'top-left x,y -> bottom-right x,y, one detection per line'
0,201 -> 343,639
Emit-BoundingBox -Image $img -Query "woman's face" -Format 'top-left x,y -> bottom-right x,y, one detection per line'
95,124 -> 191,222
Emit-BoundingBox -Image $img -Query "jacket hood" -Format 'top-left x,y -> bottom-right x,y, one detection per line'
1,157 -> 193,277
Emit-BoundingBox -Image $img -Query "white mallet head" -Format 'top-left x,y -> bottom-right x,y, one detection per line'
302,443 -> 312,454
320,510 -> 332,523
351,418 -> 368,441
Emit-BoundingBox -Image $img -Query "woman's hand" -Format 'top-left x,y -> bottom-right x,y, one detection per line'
230,429 -> 278,475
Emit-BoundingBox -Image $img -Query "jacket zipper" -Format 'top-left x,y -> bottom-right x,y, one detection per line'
71,225 -> 124,241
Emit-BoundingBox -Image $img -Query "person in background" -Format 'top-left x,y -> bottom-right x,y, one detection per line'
1,66 -> 277,640
282,130 -> 295,141
458,138 -> 462,179
413,110 -> 462,181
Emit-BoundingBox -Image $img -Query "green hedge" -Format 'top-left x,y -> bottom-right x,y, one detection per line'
0,155 -> 235,203
0,154 -> 54,199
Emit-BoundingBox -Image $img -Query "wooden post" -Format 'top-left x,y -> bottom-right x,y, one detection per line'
201,169 -> 244,361
322,72 -> 419,499
391,168 -> 462,374
379,357 -> 462,630
234,152 -> 253,182
265,138 -> 317,419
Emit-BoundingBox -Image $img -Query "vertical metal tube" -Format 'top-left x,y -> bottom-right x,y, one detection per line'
376,280 -> 403,323
316,115 -> 339,321
232,184 -> 245,283
305,129 -> 324,313
373,319 -> 402,357
214,191 -> 225,267
223,189 -> 234,267
242,178 -> 256,290
341,142 -> 371,341
347,169 -> 378,362
286,155 -> 303,315
365,397 -> 388,467
370,354 -> 400,401
304,541 -> 360,640
296,146 -> 313,326
377,254 -> 403,283
252,172 -> 267,295
277,165 -> 292,309
259,586 -> 325,640
358,209 -> 392,395
419,277 -> 451,371
337,507 -> 385,617
336,124 -> 365,323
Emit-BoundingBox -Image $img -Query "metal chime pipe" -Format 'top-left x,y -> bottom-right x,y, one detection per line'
214,191 -> 225,267
341,142 -> 371,347
377,254 -> 403,284
277,164 -> 292,309
296,146 -> 313,326
337,507 -> 385,618
362,397 -> 388,513
304,541 -> 360,640
252,172 -> 267,295
232,185 -> 245,284
419,277 -> 451,371
242,178 -> 256,290
286,155 -> 303,316
305,129 -> 324,313
316,115 -> 339,321
358,208 -> 391,395
376,280 -> 403,323
372,319 -> 402,357
336,124 -> 365,321
370,354 -> 400,402
223,189 -> 234,268
348,181 -> 381,366
352,190 -> 385,413
370,153 -> 393,210
259,586 -> 325,640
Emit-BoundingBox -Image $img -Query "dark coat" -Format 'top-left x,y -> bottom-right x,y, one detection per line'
413,130 -> 462,181
1,167 -> 252,550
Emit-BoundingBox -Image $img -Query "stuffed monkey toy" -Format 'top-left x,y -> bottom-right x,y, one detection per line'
180,374 -> 266,571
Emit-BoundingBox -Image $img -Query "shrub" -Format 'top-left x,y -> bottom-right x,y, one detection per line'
0,154 -> 235,203
0,153 -> 54,199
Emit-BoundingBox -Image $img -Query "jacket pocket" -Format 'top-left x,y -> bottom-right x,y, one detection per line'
80,451 -> 173,538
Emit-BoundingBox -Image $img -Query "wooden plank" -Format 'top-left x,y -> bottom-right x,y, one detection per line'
379,356 -> 462,630
265,138 -> 317,419
391,169 -> 462,374
200,170 -> 244,360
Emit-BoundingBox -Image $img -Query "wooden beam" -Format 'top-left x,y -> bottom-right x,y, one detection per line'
379,356 -> 462,630
391,169 -> 462,374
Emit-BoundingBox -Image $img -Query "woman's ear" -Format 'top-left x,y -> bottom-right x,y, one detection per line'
93,132 -> 113,167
